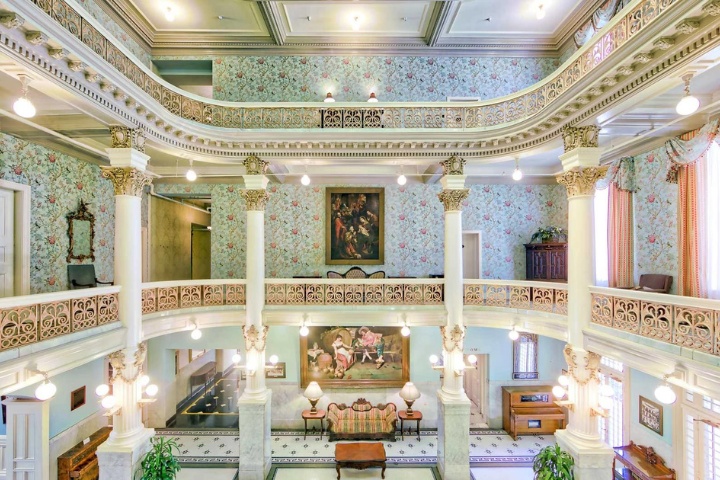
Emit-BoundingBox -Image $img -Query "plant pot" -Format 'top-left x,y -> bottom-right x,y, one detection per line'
542,238 -> 552,244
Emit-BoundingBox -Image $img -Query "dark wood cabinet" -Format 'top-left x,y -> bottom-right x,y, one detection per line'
524,243 -> 567,282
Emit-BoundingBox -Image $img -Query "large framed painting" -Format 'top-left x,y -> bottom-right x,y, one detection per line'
639,396 -> 663,435
300,326 -> 409,388
326,187 -> 384,265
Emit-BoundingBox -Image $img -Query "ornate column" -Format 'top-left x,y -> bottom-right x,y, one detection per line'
436,156 -> 471,480
96,127 -> 154,480
554,126 -> 614,480
237,155 -> 272,480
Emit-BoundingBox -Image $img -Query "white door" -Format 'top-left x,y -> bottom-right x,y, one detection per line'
464,353 -> 489,427
462,231 -> 481,279
0,189 -> 14,297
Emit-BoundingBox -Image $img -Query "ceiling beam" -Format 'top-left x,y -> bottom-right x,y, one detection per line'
425,1 -> 458,47
257,1 -> 287,46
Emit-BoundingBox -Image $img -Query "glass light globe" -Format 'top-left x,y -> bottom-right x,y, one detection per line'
536,5 -> 546,20
508,329 -> 519,341
299,325 -> 309,337
101,395 -> 116,409
13,97 -> 36,118
138,375 -> 150,387
186,168 -> 197,181
552,385 -> 566,399
467,354 -> 478,365
598,396 -> 614,410
557,374 -> 570,387
35,381 -> 57,401
191,327 -> 202,340
654,384 -> 677,405
95,384 -> 110,397
397,174 -> 407,186
367,93 -> 378,102
599,384 -> 614,397
165,6 -> 175,21
676,95 -> 700,116
232,353 -> 242,364
145,384 -> 159,397
269,354 -> 279,365
401,325 -> 410,337
512,167 -> 523,181
429,354 -> 439,365
301,174 -> 311,186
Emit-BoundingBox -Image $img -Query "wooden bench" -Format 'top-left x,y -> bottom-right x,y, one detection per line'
58,427 -> 111,480
335,442 -> 386,479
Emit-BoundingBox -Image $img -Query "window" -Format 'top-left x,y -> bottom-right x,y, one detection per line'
512,333 -> 538,380
598,357 -> 624,447
684,391 -> 720,479
701,142 -> 720,298
594,186 -> 610,286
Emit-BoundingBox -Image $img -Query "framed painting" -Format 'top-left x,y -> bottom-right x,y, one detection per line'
70,386 -> 86,411
300,326 -> 409,388
326,187 -> 384,265
639,396 -> 663,435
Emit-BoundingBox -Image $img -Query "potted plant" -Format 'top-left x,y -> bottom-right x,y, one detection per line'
533,444 -> 574,480
531,226 -> 566,243
136,436 -> 181,480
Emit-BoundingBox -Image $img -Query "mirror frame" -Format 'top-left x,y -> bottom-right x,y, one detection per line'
67,200 -> 95,263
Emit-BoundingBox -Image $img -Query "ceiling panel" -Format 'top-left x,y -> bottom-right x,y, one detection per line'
129,0 -> 267,33
280,1 -> 432,37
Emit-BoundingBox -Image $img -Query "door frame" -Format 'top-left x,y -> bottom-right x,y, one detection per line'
462,230 -> 482,279
0,180 -> 30,295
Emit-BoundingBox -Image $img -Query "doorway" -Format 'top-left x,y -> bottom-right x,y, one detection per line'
462,231 -> 482,279
191,224 -> 211,279
464,353 -> 488,427
0,181 -> 30,297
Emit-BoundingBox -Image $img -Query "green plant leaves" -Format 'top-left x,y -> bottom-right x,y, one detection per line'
137,436 -> 182,480
533,444 -> 575,480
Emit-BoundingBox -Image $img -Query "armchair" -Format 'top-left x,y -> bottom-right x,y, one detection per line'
635,274 -> 673,293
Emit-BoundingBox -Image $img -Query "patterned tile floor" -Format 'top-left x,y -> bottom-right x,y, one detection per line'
158,429 -> 554,466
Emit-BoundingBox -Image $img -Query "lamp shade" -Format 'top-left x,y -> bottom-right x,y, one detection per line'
304,381 -> 323,400
399,382 -> 421,402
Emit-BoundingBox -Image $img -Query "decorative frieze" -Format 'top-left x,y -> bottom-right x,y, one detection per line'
440,155 -> 466,175
243,155 -> 269,175
437,189 -> 469,212
563,344 -> 601,386
101,167 -> 153,197
560,125 -> 600,152
244,325 -> 269,352
653,37 -> 675,49
109,126 -> 146,152
48,48 -> 69,60
556,166 -> 609,198
241,189 -> 270,211
633,52 -> 653,63
440,325 -> 465,353
675,19 -> 700,35
704,0 -> 720,16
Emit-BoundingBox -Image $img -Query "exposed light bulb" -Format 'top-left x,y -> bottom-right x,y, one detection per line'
536,4 -> 546,20
299,325 -> 309,336
397,174 -> 407,186
401,325 -> 411,337
301,174 -> 311,186
367,92 -> 378,102
351,16 -> 361,31
95,384 -> 110,397
191,327 -> 202,340
552,385 -> 566,399
429,354 -> 439,365
508,328 -> 519,341
145,384 -> 159,397
512,166 -> 523,181
324,92 -> 335,102
676,74 -> 700,115
232,353 -> 242,364
654,384 -> 677,405
138,375 -> 150,387
165,5 -> 175,21
186,167 -> 197,181
35,380 -> 57,401
467,354 -> 478,365
101,395 -> 117,409
557,374 -> 570,387
269,354 -> 279,365
13,75 -> 35,118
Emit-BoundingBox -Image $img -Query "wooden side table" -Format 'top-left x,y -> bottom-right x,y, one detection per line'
302,409 -> 326,440
398,410 -> 422,441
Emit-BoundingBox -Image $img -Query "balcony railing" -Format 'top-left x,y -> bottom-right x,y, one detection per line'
265,279 -> 444,306
141,280 -> 247,314
0,286 -> 120,352
590,287 -> 720,357
464,280 -> 568,315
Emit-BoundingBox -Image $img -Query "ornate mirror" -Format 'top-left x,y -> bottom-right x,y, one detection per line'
67,200 -> 95,263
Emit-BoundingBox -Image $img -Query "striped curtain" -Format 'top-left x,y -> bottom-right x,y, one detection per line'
608,183 -> 634,288
678,163 -> 704,297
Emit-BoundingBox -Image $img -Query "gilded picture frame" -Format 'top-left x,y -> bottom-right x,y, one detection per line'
639,395 -> 663,435
300,326 -> 409,388
326,187 -> 384,265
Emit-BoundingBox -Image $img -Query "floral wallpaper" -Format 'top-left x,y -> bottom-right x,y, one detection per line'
212,56 -> 560,102
155,182 -> 567,279
633,146 -> 678,293
0,133 -> 115,293
75,0 -> 152,67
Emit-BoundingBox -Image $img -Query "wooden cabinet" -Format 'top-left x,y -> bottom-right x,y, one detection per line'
501,386 -> 566,440
524,243 -> 567,282
613,442 -> 675,480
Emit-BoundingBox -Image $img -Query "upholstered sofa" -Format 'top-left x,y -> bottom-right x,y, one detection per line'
326,398 -> 397,441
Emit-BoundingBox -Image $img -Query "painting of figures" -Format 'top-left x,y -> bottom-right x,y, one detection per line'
300,326 -> 409,388
326,187 -> 384,264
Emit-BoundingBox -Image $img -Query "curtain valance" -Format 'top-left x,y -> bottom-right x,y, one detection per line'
665,119 -> 720,183
599,156 -> 637,192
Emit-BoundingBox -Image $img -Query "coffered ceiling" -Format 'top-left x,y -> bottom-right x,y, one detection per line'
98,0 -> 602,55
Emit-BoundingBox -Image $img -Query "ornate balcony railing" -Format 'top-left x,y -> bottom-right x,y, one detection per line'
265,279 -> 443,306
590,287 -> 720,357
0,287 -> 120,352
464,280 -> 568,315
141,280 -> 246,314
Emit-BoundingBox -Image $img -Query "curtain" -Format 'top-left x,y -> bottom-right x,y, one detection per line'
698,142 -> 720,299
608,183 -> 634,288
677,163 -> 704,297
665,119 -> 720,182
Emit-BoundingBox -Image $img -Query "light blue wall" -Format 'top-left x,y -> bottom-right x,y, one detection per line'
0,359 -> 105,438
630,369 -> 673,444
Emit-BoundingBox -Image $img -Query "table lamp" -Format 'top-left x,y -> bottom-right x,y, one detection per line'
304,381 -> 323,413
399,382 -> 421,416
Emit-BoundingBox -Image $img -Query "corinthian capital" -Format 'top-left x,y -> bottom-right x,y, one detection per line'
241,189 -> 270,211
561,125 -> 600,152
440,155 -> 466,175
109,126 -> 146,153
556,166 -> 608,198
243,155 -> 269,175
437,189 -> 469,211
101,167 -> 153,197
440,325 -> 465,353
563,344 -> 601,386
244,325 -> 269,352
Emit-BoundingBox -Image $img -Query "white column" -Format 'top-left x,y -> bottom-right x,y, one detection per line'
237,157 -> 272,480
435,157 -> 471,480
96,128 -> 155,479
3,397 -> 49,480
554,127 -> 614,480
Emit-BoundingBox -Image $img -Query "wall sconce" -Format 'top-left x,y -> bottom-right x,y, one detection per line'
299,314 -> 310,337
654,375 -> 677,405
191,324 -> 202,340
552,373 -> 574,411
429,354 -> 443,370
508,326 -> 519,341
454,354 -> 477,377
235,354 -> 279,377
400,314 -> 410,337
96,375 -> 158,416
33,371 -> 57,401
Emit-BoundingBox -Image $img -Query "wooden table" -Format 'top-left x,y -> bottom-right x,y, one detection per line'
398,410 -> 422,441
302,409 -> 326,440
335,442 -> 386,479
